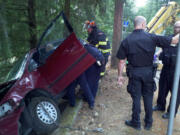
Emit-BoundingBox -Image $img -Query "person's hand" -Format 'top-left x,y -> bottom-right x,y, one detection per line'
172,34 -> 180,45
117,75 -> 125,87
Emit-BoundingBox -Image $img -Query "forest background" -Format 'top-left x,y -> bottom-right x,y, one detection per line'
0,0 -> 180,82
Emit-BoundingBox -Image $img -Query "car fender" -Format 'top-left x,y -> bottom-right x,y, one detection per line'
0,106 -> 24,135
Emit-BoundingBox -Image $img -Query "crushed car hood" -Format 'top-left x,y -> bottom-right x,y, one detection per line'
0,80 -> 17,102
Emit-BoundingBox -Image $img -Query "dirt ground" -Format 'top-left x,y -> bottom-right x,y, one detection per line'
67,68 -> 180,135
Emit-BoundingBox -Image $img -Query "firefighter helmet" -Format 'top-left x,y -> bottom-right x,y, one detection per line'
85,20 -> 96,29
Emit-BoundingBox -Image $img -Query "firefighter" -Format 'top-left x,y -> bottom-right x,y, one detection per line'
117,16 -> 179,130
85,20 -> 111,77
153,21 -> 180,119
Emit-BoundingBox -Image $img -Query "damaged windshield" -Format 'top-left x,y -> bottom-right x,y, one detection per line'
5,54 -> 28,82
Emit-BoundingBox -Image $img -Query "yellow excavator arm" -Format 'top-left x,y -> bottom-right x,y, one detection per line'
146,1 -> 180,34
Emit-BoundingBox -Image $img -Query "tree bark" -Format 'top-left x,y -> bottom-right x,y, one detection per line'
63,0 -> 70,37
64,0 -> 70,19
0,14 -> 12,58
111,0 -> 124,68
28,0 -> 37,49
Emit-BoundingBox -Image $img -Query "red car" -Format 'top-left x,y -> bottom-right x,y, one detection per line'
0,12 -> 95,135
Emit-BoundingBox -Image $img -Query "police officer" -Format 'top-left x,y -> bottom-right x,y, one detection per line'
160,21 -> 180,119
153,21 -> 180,114
85,20 -> 111,77
117,16 -> 179,130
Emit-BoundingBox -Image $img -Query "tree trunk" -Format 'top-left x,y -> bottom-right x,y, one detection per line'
28,0 -> 37,49
64,0 -> 70,19
63,0 -> 70,37
111,0 -> 124,68
0,13 -> 12,59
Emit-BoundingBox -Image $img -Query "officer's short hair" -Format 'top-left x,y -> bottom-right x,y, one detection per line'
134,16 -> 146,27
174,21 -> 180,27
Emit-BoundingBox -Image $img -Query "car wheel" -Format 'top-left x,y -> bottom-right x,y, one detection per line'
27,96 -> 60,135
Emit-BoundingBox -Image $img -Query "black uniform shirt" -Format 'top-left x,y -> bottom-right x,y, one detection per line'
160,46 -> 178,68
159,35 -> 177,67
116,29 -> 172,67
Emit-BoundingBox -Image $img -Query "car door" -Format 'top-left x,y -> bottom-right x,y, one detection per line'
36,12 -> 96,93
39,33 -> 95,93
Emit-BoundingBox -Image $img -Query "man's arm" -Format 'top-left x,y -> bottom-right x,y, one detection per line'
116,39 -> 127,87
151,34 -> 179,48
118,59 -> 126,87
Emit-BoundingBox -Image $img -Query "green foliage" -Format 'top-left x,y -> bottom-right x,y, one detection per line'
125,0 -> 179,35
0,0 -> 116,83
123,0 -> 136,35
69,0 -> 115,42
136,0 -> 167,23
0,0 -> 179,82
174,0 -> 180,5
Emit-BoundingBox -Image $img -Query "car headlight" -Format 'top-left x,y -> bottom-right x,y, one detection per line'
0,101 -> 13,118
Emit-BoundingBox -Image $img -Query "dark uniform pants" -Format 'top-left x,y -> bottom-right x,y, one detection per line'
66,73 -> 94,107
66,81 -> 77,106
127,67 -> 154,125
167,71 -> 180,115
86,64 -> 101,98
157,67 -> 171,109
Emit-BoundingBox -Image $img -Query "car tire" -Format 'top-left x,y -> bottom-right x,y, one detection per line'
27,96 -> 60,135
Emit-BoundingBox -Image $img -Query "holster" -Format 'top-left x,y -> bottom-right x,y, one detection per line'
126,64 -> 133,78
